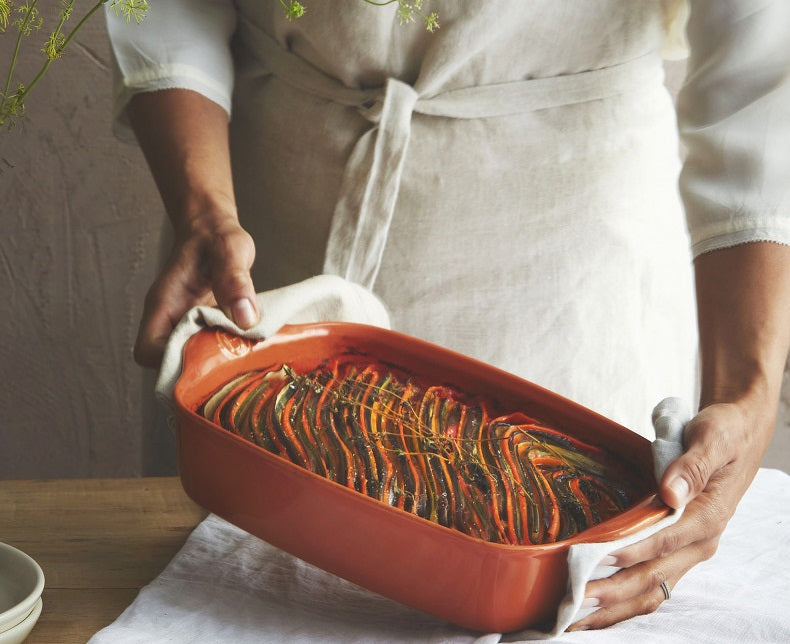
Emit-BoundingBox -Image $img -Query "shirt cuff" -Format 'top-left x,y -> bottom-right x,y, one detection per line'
111,62 -> 233,142
692,225 -> 790,257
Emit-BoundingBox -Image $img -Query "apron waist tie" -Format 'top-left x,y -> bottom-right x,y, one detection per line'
236,17 -> 662,289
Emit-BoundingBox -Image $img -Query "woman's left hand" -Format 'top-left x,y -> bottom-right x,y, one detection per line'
569,242 -> 790,631
569,397 -> 773,630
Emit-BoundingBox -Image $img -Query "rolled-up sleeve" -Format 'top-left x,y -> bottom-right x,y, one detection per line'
678,0 -> 790,256
104,0 -> 237,139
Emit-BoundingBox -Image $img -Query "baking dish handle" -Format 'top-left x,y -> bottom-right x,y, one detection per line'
179,324 -> 331,386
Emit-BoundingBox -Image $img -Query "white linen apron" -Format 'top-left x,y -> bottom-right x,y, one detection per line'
228,1 -> 698,438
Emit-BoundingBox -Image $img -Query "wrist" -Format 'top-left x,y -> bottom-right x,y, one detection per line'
174,193 -> 239,240
699,364 -> 781,436
700,368 -> 774,410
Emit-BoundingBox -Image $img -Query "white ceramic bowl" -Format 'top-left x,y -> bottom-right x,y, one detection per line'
0,599 -> 42,644
0,543 -> 44,642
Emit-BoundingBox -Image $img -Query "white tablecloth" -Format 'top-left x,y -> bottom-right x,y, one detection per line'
89,468 -> 790,643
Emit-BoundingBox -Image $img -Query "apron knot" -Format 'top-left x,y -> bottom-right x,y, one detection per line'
357,77 -> 418,124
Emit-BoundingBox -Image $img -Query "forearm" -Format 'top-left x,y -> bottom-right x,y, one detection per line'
694,242 -> 790,423
127,88 -> 238,235
126,89 -> 259,366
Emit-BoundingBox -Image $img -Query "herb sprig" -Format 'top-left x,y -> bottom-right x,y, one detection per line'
282,0 -> 440,32
0,0 -> 148,130
1,0 -> 439,131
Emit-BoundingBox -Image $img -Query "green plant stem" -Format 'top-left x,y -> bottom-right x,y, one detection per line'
2,0 -> 40,103
13,1 -> 105,112
61,1 -> 106,50
48,0 -> 76,52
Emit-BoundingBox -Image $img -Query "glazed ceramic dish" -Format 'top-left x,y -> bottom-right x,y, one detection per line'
174,323 -> 667,632
0,542 -> 44,642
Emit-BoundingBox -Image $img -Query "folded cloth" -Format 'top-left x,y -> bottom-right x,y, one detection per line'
87,470 -> 790,643
651,397 -> 688,480
154,274 -> 391,410
94,277 -> 693,641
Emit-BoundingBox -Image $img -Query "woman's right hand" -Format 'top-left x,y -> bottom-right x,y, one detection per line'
134,216 -> 259,368
126,89 -> 256,368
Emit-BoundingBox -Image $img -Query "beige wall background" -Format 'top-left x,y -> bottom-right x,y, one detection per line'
1,16 -> 788,479
1,14 -> 173,478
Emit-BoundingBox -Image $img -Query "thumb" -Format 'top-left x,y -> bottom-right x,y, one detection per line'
658,407 -> 732,509
209,226 -> 260,329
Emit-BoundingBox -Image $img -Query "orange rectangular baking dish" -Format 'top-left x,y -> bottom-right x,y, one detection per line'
173,322 -> 667,633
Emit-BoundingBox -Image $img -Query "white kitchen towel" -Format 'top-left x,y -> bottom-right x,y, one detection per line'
87,468 -> 790,643
154,273 -> 391,409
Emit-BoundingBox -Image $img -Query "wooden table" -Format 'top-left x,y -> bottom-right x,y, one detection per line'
0,478 -> 207,643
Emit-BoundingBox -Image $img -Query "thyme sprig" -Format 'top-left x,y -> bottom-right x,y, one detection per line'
285,365 -> 580,502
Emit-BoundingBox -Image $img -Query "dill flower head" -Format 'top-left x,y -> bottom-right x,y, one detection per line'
1,0 -> 150,131
0,0 -> 11,31
110,0 -> 149,25
42,31 -> 65,60
281,0 -> 306,21
283,0 -> 441,32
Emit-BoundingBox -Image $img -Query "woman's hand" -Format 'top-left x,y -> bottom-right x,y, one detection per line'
134,216 -> 259,368
570,242 -> 790,631
569,397 -> 773,630
126,89 -> 260,367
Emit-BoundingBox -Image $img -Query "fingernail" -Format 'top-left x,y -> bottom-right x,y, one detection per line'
599,555 -> 618,567
581,597 -> 600,608
668,477 -> 690,505
232,298 -> 258,328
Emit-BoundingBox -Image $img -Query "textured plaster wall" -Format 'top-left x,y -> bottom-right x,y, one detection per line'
0,13 -> 172,478
0,21 -> 787,479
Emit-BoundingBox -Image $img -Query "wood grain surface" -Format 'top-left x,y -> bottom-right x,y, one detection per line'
0,477 -> 207,643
